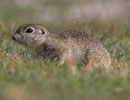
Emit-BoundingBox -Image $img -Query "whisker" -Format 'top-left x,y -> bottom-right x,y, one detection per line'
11,22 -> 16,35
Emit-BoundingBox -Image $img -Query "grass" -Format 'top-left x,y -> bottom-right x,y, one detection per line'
0,8 -> 130,100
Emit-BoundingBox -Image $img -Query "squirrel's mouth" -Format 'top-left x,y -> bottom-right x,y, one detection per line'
12,34 -> 24,43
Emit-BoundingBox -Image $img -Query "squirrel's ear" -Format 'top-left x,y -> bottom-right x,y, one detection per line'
41,28 -> 45,35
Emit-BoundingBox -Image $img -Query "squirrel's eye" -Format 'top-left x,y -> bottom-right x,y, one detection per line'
26,28 -> 34,33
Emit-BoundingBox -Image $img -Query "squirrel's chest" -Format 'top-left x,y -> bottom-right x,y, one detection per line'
36,44 -> 60,59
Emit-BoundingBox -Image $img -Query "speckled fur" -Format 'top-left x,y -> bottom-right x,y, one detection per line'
12,24 -> 112,72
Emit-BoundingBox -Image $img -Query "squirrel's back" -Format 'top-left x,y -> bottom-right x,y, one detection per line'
58,30 -> 98,43
58,30 -> 112,69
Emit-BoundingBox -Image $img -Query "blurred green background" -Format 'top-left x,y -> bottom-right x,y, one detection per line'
0,0 -> 130,100
0,0 -> 130,27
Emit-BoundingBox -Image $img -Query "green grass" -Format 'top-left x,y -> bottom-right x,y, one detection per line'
0,8 -> 130,100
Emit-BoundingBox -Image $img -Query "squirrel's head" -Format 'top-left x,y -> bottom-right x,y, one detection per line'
12,24 -> 49,49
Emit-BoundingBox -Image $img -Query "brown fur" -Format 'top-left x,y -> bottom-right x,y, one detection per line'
12,24 -> 112,73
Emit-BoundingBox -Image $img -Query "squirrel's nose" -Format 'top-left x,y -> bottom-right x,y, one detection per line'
12,35 -> 17,41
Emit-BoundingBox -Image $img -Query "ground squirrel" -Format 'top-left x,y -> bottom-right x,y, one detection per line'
12,24 -> 112,73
